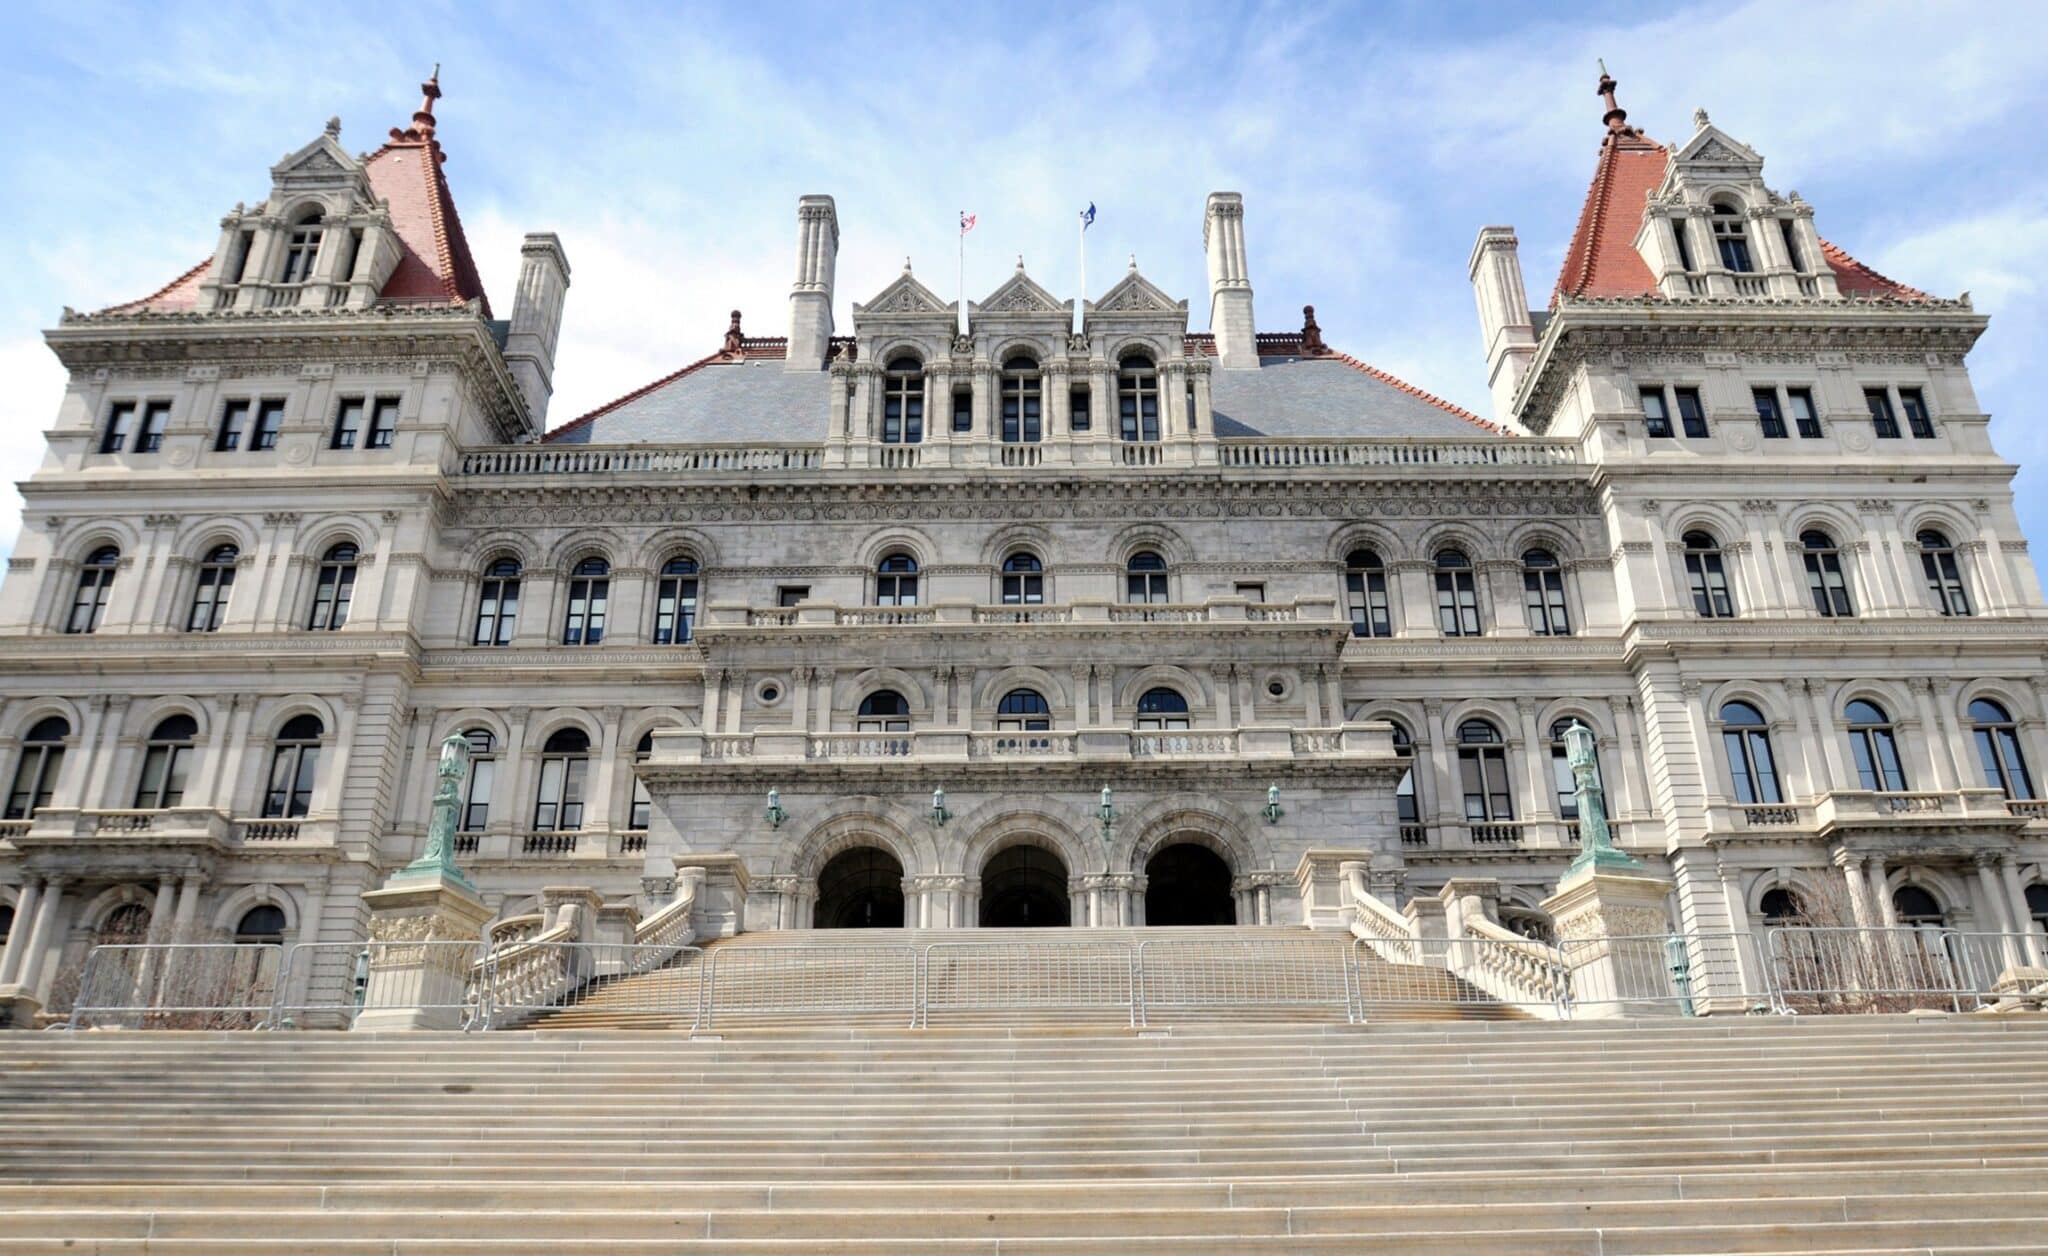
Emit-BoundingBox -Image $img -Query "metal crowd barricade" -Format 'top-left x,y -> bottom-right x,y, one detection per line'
701,943 -> 918,1030
1557,932 -> 1773,1016
1136,935 -> 1359,1026
1764,926 -> 1973,1014
66,943 -> 284,1030
922,939 -> 1139,1028
477,942 -> 705,1030
267,939 -> 490,1030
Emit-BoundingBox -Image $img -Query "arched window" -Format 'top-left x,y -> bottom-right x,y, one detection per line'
98,903 -> 151,945
1125,551 -> 1168,604
856,690 -> 910,734
1917,530 -> 1971,617
459,728 -> 495,831
307,543 -> 358,631
1548,719 -> 1602,821
1800,530 -> 1853,618
628,731 -> 654,831
1117,354 -> 1160,442
652,555 -> 699,644
1456,719 -> 1512,821
1434,549 -> 1481,637
1683,532 -> 1735,618
473,557 -> 521,646
1390,721 -> 1420,830
1135,687 -> 1190,731
532,728 -> 590,831
996,688 -> 1050,731
1893,885 -> 1945,928
881,356 -> 925,445
875,553 -> 919,607
1719,702 -> 1782,805
1000,552 -> 1043,605
279,209 -> 323,285
4,716 -> 68,820
999,356 -> 1042,443
68,546 -> 119,634
1710,200 -> 1753,273
235,905 -> 288,945
262,714 -> 324,818
1845,700 -> 1907,793
187,544 -> 239,633
1968,699 -> 2035,800
1758,887 -> 1805,924
1345,549 -> 1391,639
1521,549 -> 1570,636
134,714 -> 198,809
561,556 -> 610,645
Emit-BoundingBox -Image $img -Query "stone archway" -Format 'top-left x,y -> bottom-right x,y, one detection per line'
979,844 -> 1071,928
1144,842 -> 1236,926
813,847 -> 905,928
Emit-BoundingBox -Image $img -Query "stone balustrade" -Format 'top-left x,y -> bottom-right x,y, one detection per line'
1704,788 -> 2029,838
706,595 -> 1341,631
650,722 -> 1395,770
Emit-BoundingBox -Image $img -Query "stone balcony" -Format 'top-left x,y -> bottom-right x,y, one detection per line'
1708,788 -> 2028,839
0,809 -> 340,869
444,829 -> 647,863
699,595 -> 1342,633
1396,816 -> 1661,856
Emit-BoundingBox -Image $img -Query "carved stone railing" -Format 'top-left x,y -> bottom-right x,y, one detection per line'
2007,798 -> 2048,821
632,875 -> 701,965
838,607 -> 935,626
973,606 -> 1072,625
474,921 -> 578,1016
518,831 -> 582,857
701,596 -> 1341,631
967,732 -> 1077,758
460,444 -> 824,476
1342,865 -> 1423,966
0,819 -> 29,842
1217,438 -> 1578,469
702,735 -> 755,761
651,723 -> 1390,769
231,817 -> 338,845
1289,729 -> 1342,755
1106,604 -> 1207,623
1131,731 -> 1239,758
1460,916 -> 1570,1012
807,733 -> 913,759
488,913 -> 546,948
620,831 -> 647,854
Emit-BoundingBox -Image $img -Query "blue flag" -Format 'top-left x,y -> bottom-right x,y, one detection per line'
1080,203 -> 1096,229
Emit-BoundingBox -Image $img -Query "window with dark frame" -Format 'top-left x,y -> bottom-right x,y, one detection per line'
999,356 -> 1042,443
951,390 -> 971,433
1345,549 -> 1392,638
882,357 -> 925,444
561,557 -> 610,644
332,397 -> 365,449
1683,532 -> 1735,618
1752,389 -> 1786,439
1899,388 -> 1935,439
1456,719 -> 1513,821
473,558 -> 522,645
1639,389 -> 1672,438
1787,388 -> 1821,438
367,397 -> 400,449
68,547 -> 119,634
1674,387 -> 1708,437
1069,387 -> 1090,431
307,543 -> 358,631
1434,550 -> 1481,637
187,544 -> 238,632
1521,549 -> 1570,636
1865,389 -> 1901,439
136,401 -> 171,453
99,402 -> 136,454
217,400 -> 251,451
252,399 -> 286,450
1917,530 -> 1971,616
261,714 -> 325,819
652,555 -> 699,644
1800,530 -> 1854,617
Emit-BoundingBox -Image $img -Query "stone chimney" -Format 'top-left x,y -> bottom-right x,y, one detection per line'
1468,226 -> 1537,424
503,232 -> 572,430
787,194 -> 839,369
1203,192 -> 1257,369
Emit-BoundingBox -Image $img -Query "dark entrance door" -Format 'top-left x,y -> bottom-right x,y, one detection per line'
813,846 -> 905,928
1144,842 -> 1236,925
979,844 -> 1070,927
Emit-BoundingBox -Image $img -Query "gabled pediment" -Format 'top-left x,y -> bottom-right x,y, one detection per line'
979,264 -> 1068,316
1671,122 -> 1762,174
854,265 -> 952,317
270,127 -> 374,201
1092,265 -> 1185,316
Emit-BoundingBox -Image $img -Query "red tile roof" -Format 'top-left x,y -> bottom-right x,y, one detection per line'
1819,239 -> 1929,301
98,257 -> 211,315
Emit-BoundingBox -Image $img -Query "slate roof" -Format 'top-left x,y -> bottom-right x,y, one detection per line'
1210,354 -> 1496,438
548,351 -> 835,445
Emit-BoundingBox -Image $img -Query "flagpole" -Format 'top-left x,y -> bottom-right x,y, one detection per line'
1075,210 -> 1086,337
957,211 -> 968,338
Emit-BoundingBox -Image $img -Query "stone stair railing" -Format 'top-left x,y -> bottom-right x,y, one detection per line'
1341,864 -> 1425,966
1459,916 -> 1571,1017
627,873 -> 701,973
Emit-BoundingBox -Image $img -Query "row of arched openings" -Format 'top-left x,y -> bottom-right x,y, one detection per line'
811,842 -> 1236,929
878,353 -> 1166,445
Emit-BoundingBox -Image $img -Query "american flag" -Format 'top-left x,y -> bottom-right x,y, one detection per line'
960,212 -> 977,235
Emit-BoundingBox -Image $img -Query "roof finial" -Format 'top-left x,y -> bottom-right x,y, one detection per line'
1300,305 -> 1328,356
1015,254 -> 1025,273
413,65 -> 442,137
324,116 -> 341,139
1692,106 -> 1710,131
1596,61 -> 1640,142
1127,253 -> 1138,273
722,309 -> 745,357
903,256 -> 913,274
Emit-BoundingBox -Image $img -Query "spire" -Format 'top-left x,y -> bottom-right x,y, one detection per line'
390,65 -> 443,143
1595,60 -> 1641,143
722,309 -> 745,357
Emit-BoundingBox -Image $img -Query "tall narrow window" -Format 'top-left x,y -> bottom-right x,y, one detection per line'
1917,530 -> 1971,617
951,390 -> 972,433
136,401 -> 171,453
1391,722 -> 1419,826
1753,389 -> 1787,439
1787,387 -> 1821,438
1117,355 -> 1160,442
1456,719 -> 1513,821
473,557 -> 521,646
4,717 -> 68,820
307,543 -> 358,631
1719,702 -> 1782,805
856,691 -> 911,733
262,714 -> 324,818
216,400 -> 251,451
1778,218 -> 1805,272
99,402 -> 136,454
531,728 -> 590,831
1345,549 -> 1391,638
1521,549 -> 1570,636
1865,389 -> 1901,439
1070,387 -> 1091,431
881,357 -> 924,444
1000,552 -> 1043,605
1434,549 -> 1481,637
652,555 -> 699,644
1000,356 -> 1042,443
251,399 -> 286,451
1135,688 -> 1190,731
459,728 -> 496,831
187,544 -> 238,632
1710,201 -> 1753,272
1674,387 -> 1708,438
875,553 -> 919,606
366,397 -> 400,449
1125,551 -> 1168,604
1639,389 -> 1672,438
1899,388 -> 1935,439
1549,719 -> 1602,820
279,212 -> 323,284
1969,699 -> 2035,801
331,397 -> 365,449
1684,532 -> 1735,618
1801,530 -> 1853,617
1670,216 -> 1697,273
68,546 -> 119,634
134,715 -> 198,809
1845,699 -> 1908,793
628,732 -> 653,831
561,557 -> 610,644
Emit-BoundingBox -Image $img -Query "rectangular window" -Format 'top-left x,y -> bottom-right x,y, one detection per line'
951,391 -> 972,433
460,758 -> 494,831
136,401 -> 171,453
1778,218 -> 1805,273
1670,217 -> 1696,273
100,402 -> 136,453
225,230 -> 254,286
1865,389 -> 1900,439
1234,582 -> 1266,603
1639,389 -> 1672,438
1752,389 -> 1786,439
1674,387 -> 1708,438
1786,388 -> 1821,438
777,585 -> 809,608
216,400 -> 250,451
1899,388 -> 1935,439
331,397 -> 364,449
367,397 -> 400,448
252,399 -> 286,450
1070,387 -> 1090,431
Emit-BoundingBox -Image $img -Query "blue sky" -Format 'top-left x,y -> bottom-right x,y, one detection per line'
1,1 -> 2044,560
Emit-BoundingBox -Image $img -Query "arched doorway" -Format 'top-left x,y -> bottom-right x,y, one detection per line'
1144,842 -> 1236,926
813,847 -> 905,928
979,844 -> 1070,927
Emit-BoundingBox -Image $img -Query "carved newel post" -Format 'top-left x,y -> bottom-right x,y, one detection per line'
353,734 -> 493,1031
1539,721 -> 1680,1017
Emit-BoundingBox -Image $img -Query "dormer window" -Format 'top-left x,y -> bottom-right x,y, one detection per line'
999,356 -> 1042,443
1670,216 -> 1697,273
1778,219 -> 1805,273
881,357 -> 924,445
1117,354 -> 1160,442
1710,201 -> 1753,273
279,210 -> 324,284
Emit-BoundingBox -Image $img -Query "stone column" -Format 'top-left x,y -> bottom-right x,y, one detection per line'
1868,856 -> 1897,927
1837,852 -> 1873,928
1907,677 -> 1959,791
1974,854 -> 2025,969
170,874 -> 203,944
0,880 -> 41,986
1999,855 -> 2044,966
1514,699 -> 1552,821
18,878 -> 68,1003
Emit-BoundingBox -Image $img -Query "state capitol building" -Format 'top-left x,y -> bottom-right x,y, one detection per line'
1,67 -> 2043,1011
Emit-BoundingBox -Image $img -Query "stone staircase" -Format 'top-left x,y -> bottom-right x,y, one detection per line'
2,1016 -> 2047,1251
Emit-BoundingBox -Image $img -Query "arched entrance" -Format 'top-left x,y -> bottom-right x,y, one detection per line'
1144,843 -> 1236,925
979,844 -> 1070,927
813,847 -> 905,928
